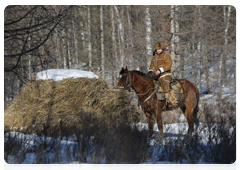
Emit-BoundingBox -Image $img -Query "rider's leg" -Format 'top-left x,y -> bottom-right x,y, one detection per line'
160,76 -> 178,107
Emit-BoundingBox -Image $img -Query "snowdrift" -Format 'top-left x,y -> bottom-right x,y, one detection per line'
4,70 -> 141,135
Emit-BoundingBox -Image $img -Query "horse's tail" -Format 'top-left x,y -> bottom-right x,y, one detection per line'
193,87 -> 200,126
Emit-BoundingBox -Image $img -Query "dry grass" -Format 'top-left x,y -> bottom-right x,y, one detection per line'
4,77 -> 141,135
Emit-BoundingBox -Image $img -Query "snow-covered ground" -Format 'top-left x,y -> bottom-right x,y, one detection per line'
4,123 -> 236,170
4,69 -> 236,165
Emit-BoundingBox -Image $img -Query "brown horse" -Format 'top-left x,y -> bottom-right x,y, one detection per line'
117,67 -> 199,138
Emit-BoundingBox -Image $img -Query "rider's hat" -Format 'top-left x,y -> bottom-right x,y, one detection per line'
154,42 -> 166,51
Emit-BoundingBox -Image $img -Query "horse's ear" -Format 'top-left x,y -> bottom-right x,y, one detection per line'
125,66 -> 128,71
120,67 -> 125,75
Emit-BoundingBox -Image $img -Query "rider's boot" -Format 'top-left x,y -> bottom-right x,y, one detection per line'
165,90 -> 178,110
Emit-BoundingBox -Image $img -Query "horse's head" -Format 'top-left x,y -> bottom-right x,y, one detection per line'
117,66 -> 132,91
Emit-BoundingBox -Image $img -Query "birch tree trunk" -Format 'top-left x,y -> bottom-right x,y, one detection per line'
40,46 -> 45,71
191,35 -> 196,78
127,5 -> 134,69
88,5 -> 92,71
28,35 -> 32,79
145,6 -> 152,71
79,10 -> 85,59
61,28 -> 67,69
197,41 -> 202,90
118,30 -> 122,67
111,6 -> 118,85
217,6 -> 231,101
223,5 -> 231,87
114,5 -> 125,67
217,53 -> 223,102
28,18 -> 32,79
55,29 -> 60,69
67,35 -> 72,69
175,5 -> 181,78
197,6 -> 202,91
170,5 -> 175,72
72,15 -> 79,69
10,73 -> 15,101
27,6 -> 32,79
202,42 -> 210,93
100,5 -> 105,78
189,6 -> 199,80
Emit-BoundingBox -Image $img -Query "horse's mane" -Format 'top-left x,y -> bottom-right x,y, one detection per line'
132,70 -> 153,80
120,69 -> 153,80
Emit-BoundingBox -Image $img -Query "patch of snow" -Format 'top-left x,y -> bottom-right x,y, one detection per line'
36,69 -> 98,81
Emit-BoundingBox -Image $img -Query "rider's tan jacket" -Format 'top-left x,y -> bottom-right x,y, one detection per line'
148,52 -> 172,75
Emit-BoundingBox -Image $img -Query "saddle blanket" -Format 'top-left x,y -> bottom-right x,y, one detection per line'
154,79 -> 184,101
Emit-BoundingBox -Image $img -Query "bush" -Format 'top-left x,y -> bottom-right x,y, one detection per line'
153,103 -> 236,164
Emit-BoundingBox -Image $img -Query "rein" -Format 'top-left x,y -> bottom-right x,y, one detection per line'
138,88 -> 158,107
136,79 -> 153,93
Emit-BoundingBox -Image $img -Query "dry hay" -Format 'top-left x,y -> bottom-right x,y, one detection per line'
4,77 -> 141,135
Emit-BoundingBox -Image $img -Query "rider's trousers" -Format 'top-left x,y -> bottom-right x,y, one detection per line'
160,75 -> 178,105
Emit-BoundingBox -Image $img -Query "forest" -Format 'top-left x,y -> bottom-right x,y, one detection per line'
4,5 -> 236,104
4,5 -> 236,164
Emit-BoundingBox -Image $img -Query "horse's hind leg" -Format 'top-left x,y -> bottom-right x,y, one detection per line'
181,104 -> 194,135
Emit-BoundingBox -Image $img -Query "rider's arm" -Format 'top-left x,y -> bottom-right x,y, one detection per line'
149,56 -> 155,72
159,53 -> 172,73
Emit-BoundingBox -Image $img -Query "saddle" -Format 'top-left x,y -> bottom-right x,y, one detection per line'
154,78 -> 184,101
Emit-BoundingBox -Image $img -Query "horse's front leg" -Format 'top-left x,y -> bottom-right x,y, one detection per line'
155,107 -> 165,139
145,111 -> 154,137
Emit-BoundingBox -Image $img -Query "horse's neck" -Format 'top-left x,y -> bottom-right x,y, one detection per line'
131,73 -> 153,94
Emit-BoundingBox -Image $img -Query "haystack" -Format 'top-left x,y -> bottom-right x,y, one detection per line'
4,77 -> 141,135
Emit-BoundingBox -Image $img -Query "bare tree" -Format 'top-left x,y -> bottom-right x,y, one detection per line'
111,6 -> 118,85
61,27 -> 67,69
170,5 -> 176,71
4,5 -> 236,113
100,5 -> 105,78
55,29 -> 60,69
217,6 -> 231,101
145,6 -> 152,70
67,34 -> 72,69
114,5 -> 125,67
27,10 -> 32,79
72,14 -> 79,69
126,5 -> 134,69
223,5 -> 231,87
174,5 -> 181,78
88,5 -> 92,71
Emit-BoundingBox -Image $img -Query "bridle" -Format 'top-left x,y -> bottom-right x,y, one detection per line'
118,72 -> 133,91
118,71 -> 158,108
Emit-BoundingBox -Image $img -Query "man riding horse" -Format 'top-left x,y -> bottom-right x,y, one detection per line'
148,42 -> 178,109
